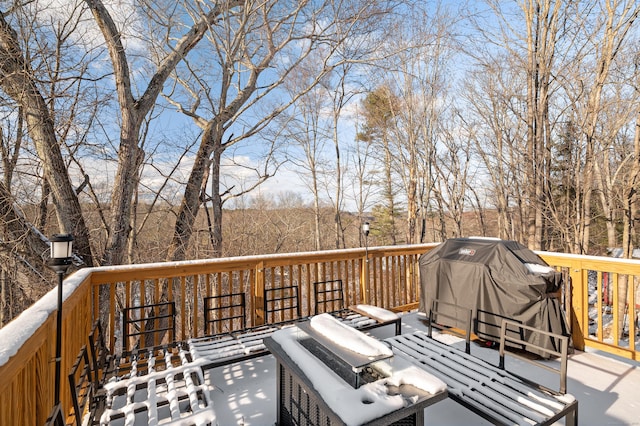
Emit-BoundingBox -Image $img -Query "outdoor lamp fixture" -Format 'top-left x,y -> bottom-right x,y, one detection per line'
48,233 -> 74,405
361,222 -> 371,302
362,222 -> 370,261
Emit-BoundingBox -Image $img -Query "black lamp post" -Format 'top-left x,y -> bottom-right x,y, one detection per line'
48,233 -> 73,405
362,222 -> 370,303
362,222 -> 370,257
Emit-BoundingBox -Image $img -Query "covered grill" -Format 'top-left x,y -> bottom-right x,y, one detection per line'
419,238 -> 571,356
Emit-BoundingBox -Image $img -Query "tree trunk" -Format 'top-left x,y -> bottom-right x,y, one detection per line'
167,123 -> 220,261
312,167 -> 322,251
383,138 -> 397,245
0,14 -> 94,265
621,104 -> 640,338
333,113 -> 344,249
210,149 -> 224,258
522,0 -> 561,251
0,181 -> 50,264
406,150 -> 418,245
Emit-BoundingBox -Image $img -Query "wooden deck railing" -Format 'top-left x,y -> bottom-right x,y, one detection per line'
87,244 -> 431,351
0,244 -> 638,425
538,251 -> 639,360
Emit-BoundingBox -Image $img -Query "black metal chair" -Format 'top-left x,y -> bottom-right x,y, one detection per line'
68,345 -> 94,426
264,285 -> 301,325
203,292 -> 246,335
314,279 -> 403,335
43,403 -> 65,426
121,301 -> 176,352
498,319 -> 571,394
87,320 -> 117,388
428,299 -> 473,354
475,308 -> 524,346
313,279 -> 345,314
189,292 -> 272,370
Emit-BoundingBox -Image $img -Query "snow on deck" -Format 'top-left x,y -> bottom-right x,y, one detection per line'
205,312 -> 640,426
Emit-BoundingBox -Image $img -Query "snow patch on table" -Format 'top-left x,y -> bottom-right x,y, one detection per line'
354,304 -> 400,321
310,313 -> 393,357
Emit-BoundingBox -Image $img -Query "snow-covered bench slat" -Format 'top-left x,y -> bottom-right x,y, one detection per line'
97,344 -> 216,426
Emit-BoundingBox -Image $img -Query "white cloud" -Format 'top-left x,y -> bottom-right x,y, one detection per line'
34,0 -> 150,58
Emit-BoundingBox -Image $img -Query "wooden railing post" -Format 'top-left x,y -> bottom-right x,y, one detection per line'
569,260 -> 587,350
360,252 -> 369,304
254,261 -> 266,326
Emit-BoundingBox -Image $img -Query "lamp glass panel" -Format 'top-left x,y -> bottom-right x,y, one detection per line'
51,241 -> 73,259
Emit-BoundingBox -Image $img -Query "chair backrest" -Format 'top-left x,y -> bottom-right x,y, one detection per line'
88,320 -> 114,387
429,299 -> 473,354
44,403 -> 65,426
264,285 -> 301,325
68,345 -> 93,426
476,309 -> 524,343
204,293 -> 246,335
498,318 -> 570,394
313,279 -> 345,314
122,301 -> 176,352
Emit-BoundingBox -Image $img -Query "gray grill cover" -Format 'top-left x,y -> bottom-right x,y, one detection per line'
419,238 -> 570,356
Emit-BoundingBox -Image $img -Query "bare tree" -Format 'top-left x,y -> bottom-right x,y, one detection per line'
0,5 -> 94,264
358,85 -> 401,244
622,72 -> 640,338
463,57 -> 528,242
354,3 -> 459,244
350,115 -> 376,248
519,0 -> 567,250
163,0 -> 397,260
85,0 -> 244,265
279,59 -> 360,251
392,6 -> 455,244
281,73 -> 332,251
433,117 -> 474,238
0,0 -> 111,322
625,58 -> 640,260
583,0 -> 640,337
326,64 -> 357,249
572,1 -> 639,254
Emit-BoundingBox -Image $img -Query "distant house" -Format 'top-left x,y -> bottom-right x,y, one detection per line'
607,248 -> 640,258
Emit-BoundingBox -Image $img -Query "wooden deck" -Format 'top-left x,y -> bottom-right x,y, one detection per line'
204,312 -> 640,425
2,244 -> 640,425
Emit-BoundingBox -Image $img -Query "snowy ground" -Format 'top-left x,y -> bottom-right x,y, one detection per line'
205,311 -> 640,426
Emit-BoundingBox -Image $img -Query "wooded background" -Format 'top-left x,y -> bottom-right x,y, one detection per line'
1,0 -> 639,326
